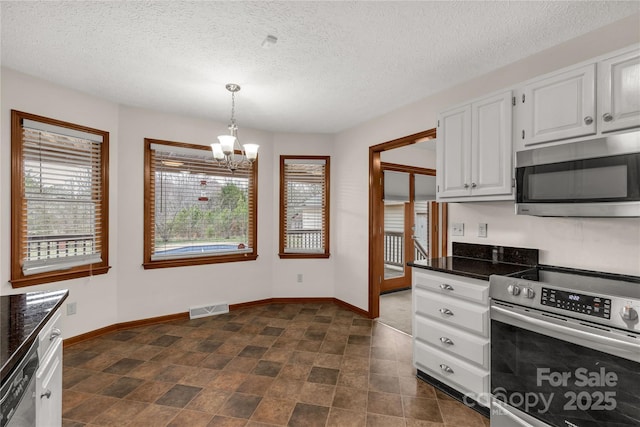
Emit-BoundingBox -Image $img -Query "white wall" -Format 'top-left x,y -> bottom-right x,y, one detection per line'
333,14 -> 640,311
1,71 -> 338,338
1,68 -> 120,338
271,133 -> 335,298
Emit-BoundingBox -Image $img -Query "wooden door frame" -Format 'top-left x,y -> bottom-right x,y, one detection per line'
368,128 -> 442,319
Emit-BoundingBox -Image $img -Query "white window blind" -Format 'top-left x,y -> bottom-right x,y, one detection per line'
21,122 -> 103,275
282,158 -> 328,254
149,142 -> 255,261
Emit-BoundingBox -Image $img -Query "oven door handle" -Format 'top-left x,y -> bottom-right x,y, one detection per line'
491,305 -> 640,361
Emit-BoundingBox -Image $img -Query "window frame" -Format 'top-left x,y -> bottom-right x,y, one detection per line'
143,138 -> 258,269
10,110 -> 110,287
279,155 -> 330,259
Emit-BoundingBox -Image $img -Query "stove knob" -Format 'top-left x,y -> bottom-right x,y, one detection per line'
523,288 -> 536,299
507,284 -> 521,296
621,305 -> 638,321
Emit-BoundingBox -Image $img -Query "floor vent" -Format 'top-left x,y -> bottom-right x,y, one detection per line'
189,302 -> 229,319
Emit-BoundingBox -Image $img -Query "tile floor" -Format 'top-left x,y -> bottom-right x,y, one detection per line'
62,302 -> 490,426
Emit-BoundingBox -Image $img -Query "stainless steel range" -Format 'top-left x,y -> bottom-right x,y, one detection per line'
489,265 -> 640,427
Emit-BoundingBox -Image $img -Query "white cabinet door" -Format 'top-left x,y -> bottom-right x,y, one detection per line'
36,338 -> 62,427
436,105 -> 471,198
522,64 -> 596,145
471,90 -> 513,196
599,49 -> 640,133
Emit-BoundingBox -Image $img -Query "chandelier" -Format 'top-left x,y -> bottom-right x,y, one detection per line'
210,83 -> 259,171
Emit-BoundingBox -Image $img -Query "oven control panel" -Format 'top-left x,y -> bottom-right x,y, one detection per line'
541,288 -> 611,319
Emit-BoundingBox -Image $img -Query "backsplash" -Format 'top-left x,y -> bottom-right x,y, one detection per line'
452,242 -> 538,266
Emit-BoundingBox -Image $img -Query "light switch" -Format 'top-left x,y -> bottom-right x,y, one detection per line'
452,223 -> 464,236
478,223 -> 488,238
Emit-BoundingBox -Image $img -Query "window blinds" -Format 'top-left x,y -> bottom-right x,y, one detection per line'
282,158 -> 328,254
21,122 -> 103,275
149,142 -> 255,260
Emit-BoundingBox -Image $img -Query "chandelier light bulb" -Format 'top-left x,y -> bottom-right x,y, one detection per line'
243,144 -> 259,161
217,135 -> 236,155
210,142 -> 225,160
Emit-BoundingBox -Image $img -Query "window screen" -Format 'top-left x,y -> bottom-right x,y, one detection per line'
279,156 -> 330,257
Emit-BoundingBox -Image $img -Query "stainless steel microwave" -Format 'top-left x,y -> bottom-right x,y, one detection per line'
515,131 -> 640,217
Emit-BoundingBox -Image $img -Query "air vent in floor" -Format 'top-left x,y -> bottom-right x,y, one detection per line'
189,302 -> 229,319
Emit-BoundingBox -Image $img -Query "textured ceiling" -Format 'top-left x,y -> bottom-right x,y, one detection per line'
2,1 -> 639,134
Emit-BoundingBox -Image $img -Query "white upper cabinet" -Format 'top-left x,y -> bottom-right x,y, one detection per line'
599,49 -> 640,133
436,105 -> 471,198
437,90 -> 513,201
521,64 -> 596,146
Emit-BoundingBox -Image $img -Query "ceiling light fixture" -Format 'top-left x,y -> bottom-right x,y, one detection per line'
210,83 -> 259,172
261,35 -> 278,49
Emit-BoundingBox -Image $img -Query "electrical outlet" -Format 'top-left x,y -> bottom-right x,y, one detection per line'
478,223 -> 488,238
452,223 -> 464,236
297,274 -> 303,283
67,302 -> 77,316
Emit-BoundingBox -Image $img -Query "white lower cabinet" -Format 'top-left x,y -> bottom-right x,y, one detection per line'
412,269 -> 490,408
36,308 -> 63,427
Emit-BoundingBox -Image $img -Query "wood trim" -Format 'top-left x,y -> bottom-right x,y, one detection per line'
370,129 -> 437,152
143,138 -> 259,269
369,148 -> 383,319
430,201 -> 439,258
64,297 -> 371,347
278,155 -> 330,258
380,162 -> 436,176
369,128 -> 438,319
64,312 -> 189,347
10,110 -> 110,288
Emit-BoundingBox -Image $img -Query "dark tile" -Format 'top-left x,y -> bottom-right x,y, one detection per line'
313,315 -> 333,324
149,334 -> 182,347
155,384 -> 203,408
304,330 -> 326,341
103,358 -> 145,375
201,354 -> 233,369
108,330 -> 140,341
222,322 -> 244,332
307,366 -> 340,385
124,380 -> 173,403
196,340 -> 223,353
300,308 -> 318,314
219,392 -> 262,419
288,403 -> 330,427
251,360 -> 282,377
100,376 -> 145,398
260,326 -> 284,336
64,351 -> 99,367
348,335 -> 371,345
238,345 -> 268,359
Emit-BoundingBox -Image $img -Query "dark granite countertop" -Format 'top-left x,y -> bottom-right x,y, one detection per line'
408,257 -> 534,281
407,242 -> 539,281
1,290 -> 68,384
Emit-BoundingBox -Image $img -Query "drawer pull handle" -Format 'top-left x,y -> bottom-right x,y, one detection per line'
440,284 -> 454,291
439,364 -> 454,374
439,308 -> 454,316
439,337 -> 454,345
50,328 -> 61,341
41,389 -> 52,399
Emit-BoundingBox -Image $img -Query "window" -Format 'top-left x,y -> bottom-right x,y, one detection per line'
144,139 -> 258,268
11,110 -> 110,287
279,156 -> 330,258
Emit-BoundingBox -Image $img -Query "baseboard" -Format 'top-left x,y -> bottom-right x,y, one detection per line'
64,297 -> 370,347
380,286 -> 411,295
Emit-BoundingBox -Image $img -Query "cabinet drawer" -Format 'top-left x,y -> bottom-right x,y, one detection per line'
414,340 -> 489,405
414,314 -> 489,369
38,310 -> 62,359
414,288 -> 489,337
414,270 -> 488,304
36,337 -> 62,427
